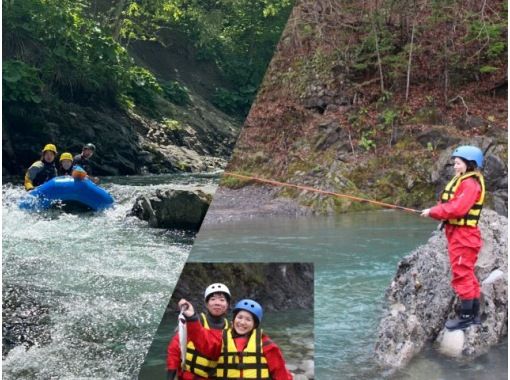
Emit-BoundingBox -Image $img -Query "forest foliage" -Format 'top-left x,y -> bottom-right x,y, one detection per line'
3,0 -> 294,117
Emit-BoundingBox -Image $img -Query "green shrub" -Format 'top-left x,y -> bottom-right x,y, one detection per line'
161,80 -> 190,106
3,60 -> 43,104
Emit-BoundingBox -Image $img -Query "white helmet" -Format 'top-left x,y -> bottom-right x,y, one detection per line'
204,283 -> 231,302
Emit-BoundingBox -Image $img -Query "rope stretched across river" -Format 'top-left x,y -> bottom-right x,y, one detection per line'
223,172 -> 421,214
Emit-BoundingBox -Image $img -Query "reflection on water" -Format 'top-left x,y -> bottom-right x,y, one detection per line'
189,211 -> 507,379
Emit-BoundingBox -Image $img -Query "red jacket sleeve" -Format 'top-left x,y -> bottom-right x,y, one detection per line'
262,335 -> 293,380
187,319 -> 223,359
429,178 -> 481,221
167,332 -> 182,370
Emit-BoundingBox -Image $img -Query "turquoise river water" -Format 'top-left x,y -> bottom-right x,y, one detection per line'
188,211 -> 507,380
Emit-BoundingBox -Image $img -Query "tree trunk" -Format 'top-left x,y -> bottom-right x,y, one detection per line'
372,18 -> 385,93
111,0 -> 128,42
405,22 -> 415,102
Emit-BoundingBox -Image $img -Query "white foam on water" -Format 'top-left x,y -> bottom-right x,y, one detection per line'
2,177 -> 213,379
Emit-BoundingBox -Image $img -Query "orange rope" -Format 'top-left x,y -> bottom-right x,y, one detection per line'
223,172 -> 421,214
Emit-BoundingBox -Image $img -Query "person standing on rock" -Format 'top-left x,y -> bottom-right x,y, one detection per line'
58,152 -> 74,176
24,144 -> 58,191
73,143 -> 99,183
167,283 -> 231,380
421,145 -> 485,330
178,298 -> 293,380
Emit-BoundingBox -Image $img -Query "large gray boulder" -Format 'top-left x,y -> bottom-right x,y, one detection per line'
374,209 -> 507,373
131,189 -> 212,230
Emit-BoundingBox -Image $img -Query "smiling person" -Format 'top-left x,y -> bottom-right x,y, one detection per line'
179,298 -> 293,380
58,152 -> 74,176
24,144 -> 58,191
421,145 -> 485,330
167,283 -> 231,380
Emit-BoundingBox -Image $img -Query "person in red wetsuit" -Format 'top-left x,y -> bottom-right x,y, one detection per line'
178,298 -> 293,380
421,145 -> 485,330
167,283 -> 231,380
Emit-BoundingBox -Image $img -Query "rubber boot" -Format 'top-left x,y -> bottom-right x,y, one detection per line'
445,299 -> 474,330
472,298 -> 481,325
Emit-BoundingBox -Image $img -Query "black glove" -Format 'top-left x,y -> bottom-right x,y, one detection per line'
167,370 -> 177,380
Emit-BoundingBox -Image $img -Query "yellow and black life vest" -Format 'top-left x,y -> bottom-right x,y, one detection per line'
184,313 -> 229,378
215,328 -> 270,380
440,171 -> 485,227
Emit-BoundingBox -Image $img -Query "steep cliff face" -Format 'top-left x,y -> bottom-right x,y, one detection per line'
225,0 -> 507,213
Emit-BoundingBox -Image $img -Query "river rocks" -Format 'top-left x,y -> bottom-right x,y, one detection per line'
3,285 -> 52,357
373,209 -> 507,373
289,359 -> 314,380
430,136 -> 508,215
131,189 -> 212,230
202,185 -> 312,225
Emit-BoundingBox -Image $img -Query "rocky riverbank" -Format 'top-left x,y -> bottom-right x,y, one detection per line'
202,185 -> 312,225
374,209 -> 508,374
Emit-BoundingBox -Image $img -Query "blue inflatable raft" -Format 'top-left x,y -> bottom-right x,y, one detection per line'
19,176 -> 114,211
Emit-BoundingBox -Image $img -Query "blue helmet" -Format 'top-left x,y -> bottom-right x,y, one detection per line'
451,145 -> 484,168
233,299 -> 263,324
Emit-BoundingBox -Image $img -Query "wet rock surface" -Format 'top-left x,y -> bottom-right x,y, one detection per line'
131,189 -> 212,230
3,285 -> 52,358
374,209 -> 508,373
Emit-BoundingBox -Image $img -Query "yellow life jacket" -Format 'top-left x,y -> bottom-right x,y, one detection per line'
440,171 -> 485,227
184,313 -> 229,378
215,328 -> 270,380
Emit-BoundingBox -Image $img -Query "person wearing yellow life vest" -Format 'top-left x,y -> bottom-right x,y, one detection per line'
58,152 -> 74,176
179,298 -> 293,380
421,145 -> 485,330
24,144 -> 58,191
167,283 -> 231,380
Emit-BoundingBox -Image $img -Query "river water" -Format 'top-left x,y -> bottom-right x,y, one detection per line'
2,173 -> 217,380
188,211 -> 508,379
138,309 -> 314,379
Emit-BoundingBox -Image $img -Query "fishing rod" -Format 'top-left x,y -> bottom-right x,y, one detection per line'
223,172 -> 421,214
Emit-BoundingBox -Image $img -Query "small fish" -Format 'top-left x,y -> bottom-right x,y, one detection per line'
178,311 -> 187,369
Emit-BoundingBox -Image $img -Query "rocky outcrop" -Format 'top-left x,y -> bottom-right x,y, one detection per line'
430,136 -> 508,215
2,285 -> 52,358
169,263 -> 314,312
374,209 -> 507,373
202,185 -> 312,225
131,189 -> 212,230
